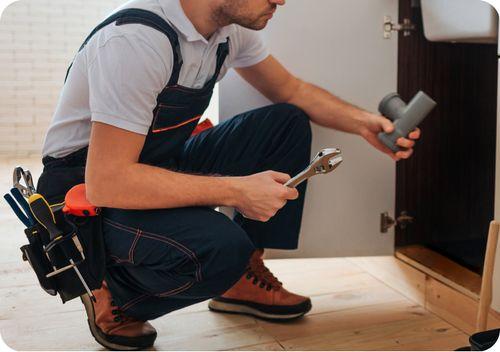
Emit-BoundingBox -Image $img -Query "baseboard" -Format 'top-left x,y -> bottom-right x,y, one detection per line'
393,252 -> 500,335
395,245 -> 481,300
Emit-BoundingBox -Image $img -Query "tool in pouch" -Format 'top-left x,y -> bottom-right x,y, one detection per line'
4,169 -> 105,303
286,148 -> 343,188
4,187 -> 35,228
13,166 -> 36,198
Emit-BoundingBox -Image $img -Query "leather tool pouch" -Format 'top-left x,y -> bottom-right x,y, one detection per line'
20,203 -> 105,303
18,152 -> 106,303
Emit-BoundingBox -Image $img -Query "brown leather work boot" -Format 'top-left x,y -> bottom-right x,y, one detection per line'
80,281 -> 157,350
209,249 -> 312,320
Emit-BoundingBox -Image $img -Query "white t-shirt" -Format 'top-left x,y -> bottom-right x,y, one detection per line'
42,0 -> 269,158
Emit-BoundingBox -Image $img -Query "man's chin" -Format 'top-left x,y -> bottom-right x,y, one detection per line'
242,19 -> 270,31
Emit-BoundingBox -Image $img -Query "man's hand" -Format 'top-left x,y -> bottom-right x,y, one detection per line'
359,113 -> 421,162
230,171 -> 299,222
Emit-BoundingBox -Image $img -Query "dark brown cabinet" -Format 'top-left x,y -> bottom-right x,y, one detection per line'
395,0 -> 498,286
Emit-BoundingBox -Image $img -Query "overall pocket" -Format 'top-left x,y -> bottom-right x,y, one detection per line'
152,104 -> 202,133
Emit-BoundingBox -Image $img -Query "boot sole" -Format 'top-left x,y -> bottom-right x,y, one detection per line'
80,294 -> 156,351
208,297 -> 311,321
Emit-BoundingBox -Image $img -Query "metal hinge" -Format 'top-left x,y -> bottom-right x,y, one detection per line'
380,211 -> 414,233
384,16 -> 416,39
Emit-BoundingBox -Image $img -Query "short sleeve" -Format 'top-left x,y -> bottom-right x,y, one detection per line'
87,35 -> 172,135
229,27 -> 270,68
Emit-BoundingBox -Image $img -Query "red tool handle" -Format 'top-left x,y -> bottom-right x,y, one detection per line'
63,184 -> 100,217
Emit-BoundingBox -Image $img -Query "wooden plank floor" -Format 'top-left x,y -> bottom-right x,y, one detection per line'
0,157 -> 471,351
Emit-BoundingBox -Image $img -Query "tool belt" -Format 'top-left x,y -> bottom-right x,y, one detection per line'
5,152 -> 106,303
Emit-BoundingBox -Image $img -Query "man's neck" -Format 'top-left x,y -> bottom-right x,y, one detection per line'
179,0 -> 221,40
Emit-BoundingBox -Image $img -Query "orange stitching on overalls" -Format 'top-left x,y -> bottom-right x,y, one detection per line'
152,115 -> 201,134
138,232 -> 202,282
104,218 -> 203,282
121,293 -> 149,311
151,103 -> 183,131
156,281 -> 194,298
128,229 -> 141,264
104,218 -> 202,281
120,282 -> 194,311
104,219 -> 199,268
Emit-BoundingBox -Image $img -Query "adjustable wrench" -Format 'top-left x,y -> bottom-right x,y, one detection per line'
285,148 -> 343,188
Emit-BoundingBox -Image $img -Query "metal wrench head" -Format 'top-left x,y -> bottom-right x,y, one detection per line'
285,148 -> 343,188
310,148 -> 343,175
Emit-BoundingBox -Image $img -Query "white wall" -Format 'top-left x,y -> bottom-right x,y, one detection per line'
220,0 -> 399,258
0,0 -> 123,156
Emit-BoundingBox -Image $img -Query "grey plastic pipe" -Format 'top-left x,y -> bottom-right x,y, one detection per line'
378,91 -> 437,152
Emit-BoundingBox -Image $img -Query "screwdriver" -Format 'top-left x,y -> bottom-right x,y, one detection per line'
28,194 -> 62,241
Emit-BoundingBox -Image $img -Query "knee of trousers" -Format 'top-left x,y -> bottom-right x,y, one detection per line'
273,103 -> 312,145
202,224 -> 255,295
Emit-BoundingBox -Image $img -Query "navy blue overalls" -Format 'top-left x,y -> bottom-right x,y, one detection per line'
38,9 -> 312,321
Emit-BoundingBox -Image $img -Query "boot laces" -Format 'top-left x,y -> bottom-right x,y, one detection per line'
110,300 -> 131,323
246,258 -> 282,291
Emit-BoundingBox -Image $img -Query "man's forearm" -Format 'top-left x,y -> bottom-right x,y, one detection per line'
86,162 -> 238,210
237,56 -> 375,136
286,79 -> 371,135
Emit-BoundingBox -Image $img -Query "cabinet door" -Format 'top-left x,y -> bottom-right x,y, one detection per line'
396,0 -> 497,272
220,0 -> 399,257
493,56 -> 500,314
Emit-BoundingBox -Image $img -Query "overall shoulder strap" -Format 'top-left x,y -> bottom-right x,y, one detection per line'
208,39 -> 230,86
65,8 -> 183,85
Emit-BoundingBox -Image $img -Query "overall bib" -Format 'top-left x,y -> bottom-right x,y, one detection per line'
38,9 -> 312,321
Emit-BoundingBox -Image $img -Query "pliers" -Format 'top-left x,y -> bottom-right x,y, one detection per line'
13,167 -> 36,198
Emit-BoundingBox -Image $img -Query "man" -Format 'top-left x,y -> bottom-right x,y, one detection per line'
39,0 -> 420,350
